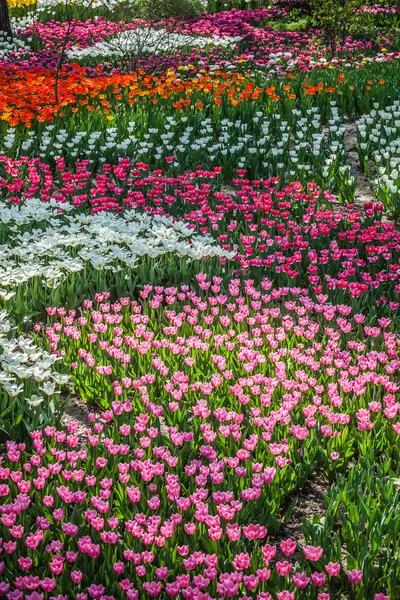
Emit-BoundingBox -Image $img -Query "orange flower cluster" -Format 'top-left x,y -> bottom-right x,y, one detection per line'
0,66 -> 101,126
0,66 -> 265,126
303,81 -> 325,96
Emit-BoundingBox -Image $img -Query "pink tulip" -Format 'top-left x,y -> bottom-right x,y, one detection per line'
347,569 -> 363,584
303,545 -> 323,561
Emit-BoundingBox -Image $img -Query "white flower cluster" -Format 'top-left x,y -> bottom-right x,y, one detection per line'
0,200 -> 233,296
0,309 -> 67,409
11,14 -> 36,31
0,30 -> 31,61
67,28 -> 240,59
1,103 -> 347,185
259,105 -> 345,182
357,100 -> 400,195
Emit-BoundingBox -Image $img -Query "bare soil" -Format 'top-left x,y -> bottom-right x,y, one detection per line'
343,121 -> 379,209
272,470 -> 329,546
61,394 -> 93,438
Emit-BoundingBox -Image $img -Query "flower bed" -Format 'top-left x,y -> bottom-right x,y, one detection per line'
1,1 -> 400,597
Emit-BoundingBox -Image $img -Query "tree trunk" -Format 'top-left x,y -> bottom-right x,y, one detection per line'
0,0 -> 12,39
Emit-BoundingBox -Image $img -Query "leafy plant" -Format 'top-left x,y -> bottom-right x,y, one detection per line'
308,0 -> 365,55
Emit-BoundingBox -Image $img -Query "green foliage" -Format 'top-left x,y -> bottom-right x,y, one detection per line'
139,0 -> 203,19
282,18 -> 309,31
99,0 -> 202,22
267,17 -> 309,32
302,452 -> 400,598
308,0 -> 364,53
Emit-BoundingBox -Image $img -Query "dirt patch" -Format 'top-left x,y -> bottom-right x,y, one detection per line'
61,394 -> 93,438
342,121 -> 385,213
270,470 -> 329,549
